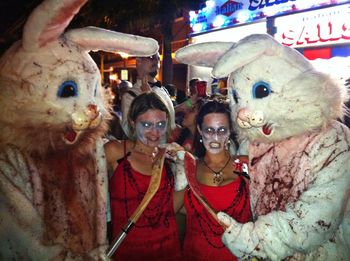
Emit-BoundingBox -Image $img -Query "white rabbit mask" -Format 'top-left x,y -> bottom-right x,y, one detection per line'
176,34 -> 349,143
0,0 -> 159,154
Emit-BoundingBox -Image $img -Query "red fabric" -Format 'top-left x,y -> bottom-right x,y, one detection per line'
109,157 -> 182,261
183,176 -> 251,261
303,47 -> 331,60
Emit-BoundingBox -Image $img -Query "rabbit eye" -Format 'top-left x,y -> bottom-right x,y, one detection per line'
57,81 -> 78,98
252,81 -> 271,99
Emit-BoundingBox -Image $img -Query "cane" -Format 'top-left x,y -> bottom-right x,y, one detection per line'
106,149 -> 165,258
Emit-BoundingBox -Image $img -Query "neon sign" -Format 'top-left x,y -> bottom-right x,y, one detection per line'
189,0 -> 350,35
216,1 -> 243,16
248,0 -> 296,11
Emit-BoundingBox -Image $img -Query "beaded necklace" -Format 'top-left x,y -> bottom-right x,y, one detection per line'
122,157 -> 173,228
187,176 -> 249,248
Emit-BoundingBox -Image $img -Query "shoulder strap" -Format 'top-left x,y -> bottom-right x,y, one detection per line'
126,90 -> 137,97
115,141 -> 130,164
116,151 -> 131,164
123,140 -> 127,156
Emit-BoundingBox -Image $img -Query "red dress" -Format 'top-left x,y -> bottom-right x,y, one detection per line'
109,155 -> 182,261
183,175 -> 251,261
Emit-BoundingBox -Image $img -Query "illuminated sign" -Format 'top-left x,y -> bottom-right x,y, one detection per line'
248,0 -> 296,11
216,1 -> 243,16
189,0 -> 350,35
274,5 -> 350,47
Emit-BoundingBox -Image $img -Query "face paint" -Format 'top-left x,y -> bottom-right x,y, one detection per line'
200,113 -> 230,154
135,109 -> 168,147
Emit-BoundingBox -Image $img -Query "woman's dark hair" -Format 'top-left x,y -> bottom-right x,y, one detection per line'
193,98 -> 233,158
127,92 -> 170,140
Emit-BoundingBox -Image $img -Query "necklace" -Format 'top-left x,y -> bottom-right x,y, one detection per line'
132,143 -> 158,160
202,155 -> 231,185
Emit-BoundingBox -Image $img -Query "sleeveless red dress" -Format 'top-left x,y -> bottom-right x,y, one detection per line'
109,154 -> 182,261
183,175 -> 251,261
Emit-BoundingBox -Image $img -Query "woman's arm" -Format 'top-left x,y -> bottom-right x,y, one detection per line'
104,140 -> 126,178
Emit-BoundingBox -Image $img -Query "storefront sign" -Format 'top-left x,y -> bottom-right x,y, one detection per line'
249,0 -> 295,11
274,5 -> 350,47
216,1 -> 243,16
189,0 -> 350,35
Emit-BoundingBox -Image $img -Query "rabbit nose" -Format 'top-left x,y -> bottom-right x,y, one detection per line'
237,108 -> 265,128
86,104 -> 99,120
72,104 -> 101,130
237,108 -> 252,129
72,111 -> 90,130
250,111 -> 265,127
87,103 -> 102,129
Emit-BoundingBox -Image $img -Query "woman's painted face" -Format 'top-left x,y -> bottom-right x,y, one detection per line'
199,113 -> 230,154
135,109 -> 168,147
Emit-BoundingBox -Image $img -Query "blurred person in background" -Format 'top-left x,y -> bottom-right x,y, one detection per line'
108,80 -> 133,140
170,98 -> 205,154
114,80 -> 132,113
121,52 -> 176,138
173,77 -> 201,126
176,89 -> 187,105
164,83 -> 178,106
188,78 -> 199,97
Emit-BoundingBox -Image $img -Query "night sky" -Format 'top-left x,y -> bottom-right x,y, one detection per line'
0,0 -> 42,53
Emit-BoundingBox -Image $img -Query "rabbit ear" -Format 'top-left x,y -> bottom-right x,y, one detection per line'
175,42 -> 234,68
65,27 -> 159,56
23,0 -> 87,51
212,34 -> 312,78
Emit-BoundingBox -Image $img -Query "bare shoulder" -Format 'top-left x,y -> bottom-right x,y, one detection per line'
104,140 -> 125,165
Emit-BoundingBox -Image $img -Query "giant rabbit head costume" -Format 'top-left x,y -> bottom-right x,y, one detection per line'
0,0 -> 158,154
176,34 -> 348,143
176,34 -> 350,260
0,0 -> 158,259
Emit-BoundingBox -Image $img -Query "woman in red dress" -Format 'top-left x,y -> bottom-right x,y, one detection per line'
105,92 -> 184,260
183,99 -> 252,261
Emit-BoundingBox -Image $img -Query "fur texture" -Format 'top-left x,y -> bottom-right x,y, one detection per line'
0,0 -> 159,259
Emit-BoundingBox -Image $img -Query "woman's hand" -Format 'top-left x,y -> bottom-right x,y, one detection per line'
160,143 -> 189,191
159,142 -> 184,161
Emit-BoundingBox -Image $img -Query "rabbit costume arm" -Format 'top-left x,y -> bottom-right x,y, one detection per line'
218,123 -> 350,260
0,145 -> 64,259
0,141 -> 109,260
